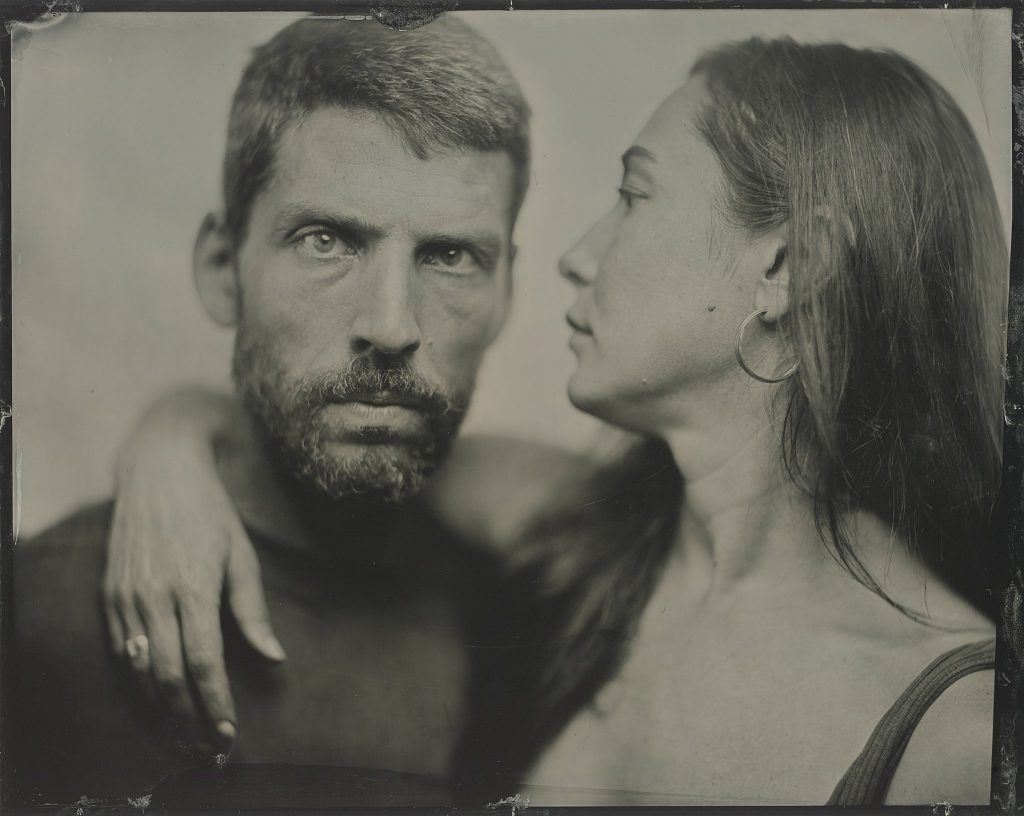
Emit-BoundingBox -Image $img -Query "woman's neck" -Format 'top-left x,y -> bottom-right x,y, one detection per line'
656,398 -> 987,632
662,412 -> 826,599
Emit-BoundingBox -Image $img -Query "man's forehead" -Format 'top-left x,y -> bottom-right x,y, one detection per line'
266,107 -> 516,228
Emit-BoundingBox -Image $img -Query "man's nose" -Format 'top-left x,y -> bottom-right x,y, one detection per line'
558,215 -> 613,287
350,254 -> 422,356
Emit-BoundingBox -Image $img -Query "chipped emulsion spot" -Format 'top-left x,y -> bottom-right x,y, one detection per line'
51,792 -> 153,814
488,793 -> 530,814
1013,26 -> 1024,173
1014,88 -> 1024,173
8,7 -> 73,68
370,3 -> 453,31
6,4 -> 79,39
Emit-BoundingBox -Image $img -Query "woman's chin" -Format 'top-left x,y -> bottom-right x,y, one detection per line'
567,374 -> 626,426
567,373 -> 602,416
567,373 -> 667,436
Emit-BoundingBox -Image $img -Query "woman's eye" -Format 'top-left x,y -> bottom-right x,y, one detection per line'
295,230 -> 356,259
617,187 -> 642,210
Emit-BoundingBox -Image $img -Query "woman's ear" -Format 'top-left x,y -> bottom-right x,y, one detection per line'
194,212 -> 241,327
752,235 -> 790,324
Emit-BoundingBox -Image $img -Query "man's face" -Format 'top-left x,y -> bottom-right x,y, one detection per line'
230,107 -> 515,502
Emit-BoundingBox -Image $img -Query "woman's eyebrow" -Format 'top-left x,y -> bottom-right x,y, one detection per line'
622,146 -> 657,182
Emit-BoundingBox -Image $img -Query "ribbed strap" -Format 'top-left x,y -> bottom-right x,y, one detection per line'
827,638 -> 996,806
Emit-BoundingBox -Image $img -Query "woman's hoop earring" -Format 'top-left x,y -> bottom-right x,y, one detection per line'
734,308 -> 800,384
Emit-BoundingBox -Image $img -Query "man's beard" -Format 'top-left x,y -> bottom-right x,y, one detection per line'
232,329 -> 471,504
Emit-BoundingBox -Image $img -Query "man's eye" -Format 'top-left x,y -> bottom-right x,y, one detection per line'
421,246 -> 477,274
295,230 -> 356,259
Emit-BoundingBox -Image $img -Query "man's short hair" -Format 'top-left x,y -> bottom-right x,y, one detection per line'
223,16 -> 532,247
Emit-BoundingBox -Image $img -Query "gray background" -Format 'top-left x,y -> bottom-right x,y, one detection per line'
12,9 -> 1012,537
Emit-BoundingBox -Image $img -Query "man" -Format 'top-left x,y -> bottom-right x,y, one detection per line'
8,15 -> 539,808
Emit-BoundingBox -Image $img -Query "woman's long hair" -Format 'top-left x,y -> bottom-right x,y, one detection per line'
693,39 -> 1008,620
454,38 -> 1008,793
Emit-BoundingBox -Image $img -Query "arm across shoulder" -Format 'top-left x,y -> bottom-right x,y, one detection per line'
425,435 -> 597,555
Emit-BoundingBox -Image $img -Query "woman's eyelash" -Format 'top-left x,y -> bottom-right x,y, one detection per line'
617,187 -> 645,208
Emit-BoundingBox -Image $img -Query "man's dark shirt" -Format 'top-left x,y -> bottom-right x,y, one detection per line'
7,500 -> 525,809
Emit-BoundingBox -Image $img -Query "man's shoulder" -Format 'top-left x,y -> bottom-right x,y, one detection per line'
19,499 -> 113,560
15,501 -> 114,643
10,501 -> 190,807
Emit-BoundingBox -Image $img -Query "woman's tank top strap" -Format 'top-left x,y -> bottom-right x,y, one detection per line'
827,638 -> 996,806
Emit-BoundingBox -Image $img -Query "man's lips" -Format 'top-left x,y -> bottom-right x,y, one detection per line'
319,398 -> 427,437
326,391 -> 427,410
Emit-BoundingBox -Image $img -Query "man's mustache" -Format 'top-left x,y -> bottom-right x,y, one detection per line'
296,355 -> 460,417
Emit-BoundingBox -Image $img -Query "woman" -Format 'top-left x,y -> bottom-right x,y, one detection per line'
103,37 -> 1007,805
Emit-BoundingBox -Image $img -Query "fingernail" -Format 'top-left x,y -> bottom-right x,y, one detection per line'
216,720 -> 236,741
264,637 -> 287,662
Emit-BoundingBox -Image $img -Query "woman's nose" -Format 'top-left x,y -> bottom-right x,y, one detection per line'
559,216 -> 613,287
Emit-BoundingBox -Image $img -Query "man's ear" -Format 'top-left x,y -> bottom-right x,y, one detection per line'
194,212 -> 241,327
752,234 -> 790,325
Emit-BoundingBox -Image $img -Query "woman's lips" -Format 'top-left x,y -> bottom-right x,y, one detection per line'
566,312 -> 592,334
567,313 -> 593,353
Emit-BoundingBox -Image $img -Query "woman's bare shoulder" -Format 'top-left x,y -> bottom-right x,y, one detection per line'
424,435 -> 594,553
884,635 -> 996,805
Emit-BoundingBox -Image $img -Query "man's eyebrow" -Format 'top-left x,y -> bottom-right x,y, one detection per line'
273,203 -> 385,239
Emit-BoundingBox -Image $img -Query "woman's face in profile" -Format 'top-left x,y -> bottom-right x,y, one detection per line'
561,77 -> 759,431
